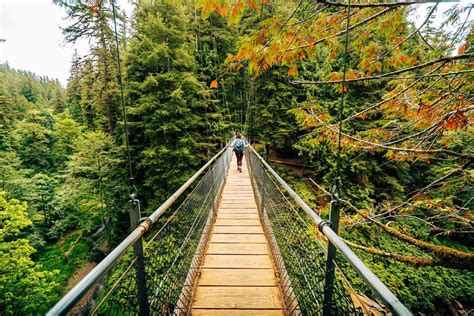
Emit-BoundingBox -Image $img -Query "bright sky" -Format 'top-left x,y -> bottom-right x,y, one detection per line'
0,1 -> 468,86
0,0 -> 133,86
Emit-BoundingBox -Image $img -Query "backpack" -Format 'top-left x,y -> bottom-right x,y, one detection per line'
234,139 -> 245,153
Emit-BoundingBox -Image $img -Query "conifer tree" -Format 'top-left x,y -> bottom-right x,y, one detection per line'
56,0 -> 121,134
125,0 -> 221,205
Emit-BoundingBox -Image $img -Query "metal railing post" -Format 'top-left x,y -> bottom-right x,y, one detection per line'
323,187 -> 340,316
129,196 -> 150,316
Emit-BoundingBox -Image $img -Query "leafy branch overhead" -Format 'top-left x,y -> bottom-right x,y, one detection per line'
199,0 -> 474,272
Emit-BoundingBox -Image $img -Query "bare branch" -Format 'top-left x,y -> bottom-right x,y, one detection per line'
370,3 -> 438,66
309,110 -> 473,158
319,0 -> 425,8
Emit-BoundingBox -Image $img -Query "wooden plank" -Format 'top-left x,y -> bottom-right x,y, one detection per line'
192,287 -> 282,309
218,209 -> 258,214
215,219 -> 261,226
219,200 -> 256,204
222,190 -> 254,194
210,233 -> 267,244
207,243 -> 269,255
219,205 -> 257,208
202,255 -> 273,269
219,203 -> 257,208
191,309 -> 284,315
217,213 -> 259,219
198,269 -> 277,286
212,226 -> 263,234
220,196 -> 256,200
188,156 -> 286,314
225,183 -> 252,191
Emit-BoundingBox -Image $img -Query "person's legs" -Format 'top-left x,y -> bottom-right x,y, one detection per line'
236,152 -> 243,171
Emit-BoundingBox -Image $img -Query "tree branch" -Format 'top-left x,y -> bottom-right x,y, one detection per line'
287,7 -> 397,51
319,0 -> 425,8
344,239 -> 437,267
309,110 -> 473,158
340,198 -> 474,270
338,62 -> 446,123
292,54 -> 474,84
369,2 -> 438,66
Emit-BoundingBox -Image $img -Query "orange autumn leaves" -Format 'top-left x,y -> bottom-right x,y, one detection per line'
199,0 -> 270,23
210,80 -> 219,89
200,0 -> 472,159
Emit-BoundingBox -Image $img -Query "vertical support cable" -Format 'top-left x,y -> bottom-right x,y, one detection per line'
129,197 -> 150,316
111,0 -> 136,194
111,1 -> 147,313
323,0 -> 351,314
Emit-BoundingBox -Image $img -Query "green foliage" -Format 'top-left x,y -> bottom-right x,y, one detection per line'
340,224 -> 474,312
0,1 -> 471,314
51,115 -> 84,168
125,0 -> 226,207
52,130 -> 126,239
0,192 -> 59,315
37,233 -> 93,296
56,0 -> 122,134
0,64 -> 126,312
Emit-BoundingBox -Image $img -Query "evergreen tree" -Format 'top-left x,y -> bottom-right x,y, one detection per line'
56,0 -> 122,134
125,0 -> 221,206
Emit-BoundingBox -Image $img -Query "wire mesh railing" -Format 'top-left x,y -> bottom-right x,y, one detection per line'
247,146 -> 411,316
49,141 -> 410,316
248,150 -> 359,315
47,146 -> 232,316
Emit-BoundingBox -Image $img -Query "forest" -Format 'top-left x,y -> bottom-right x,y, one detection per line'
0,0 -> 472,314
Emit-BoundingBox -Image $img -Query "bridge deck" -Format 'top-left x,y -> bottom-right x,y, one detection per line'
190,156 -> 285,315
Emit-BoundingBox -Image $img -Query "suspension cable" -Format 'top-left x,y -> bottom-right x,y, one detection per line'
111,0 -> 137,196
334,0 -> 352,189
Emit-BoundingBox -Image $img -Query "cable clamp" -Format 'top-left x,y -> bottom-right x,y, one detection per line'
128,177 -> 139,199
331,185 -> 340,203
139,217 -> 153,232
318,220 -> 332,232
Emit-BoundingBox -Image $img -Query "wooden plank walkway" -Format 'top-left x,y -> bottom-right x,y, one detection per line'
191,156 -> 285,315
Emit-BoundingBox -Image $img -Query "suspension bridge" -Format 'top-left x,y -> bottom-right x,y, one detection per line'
46,142 -> 411,316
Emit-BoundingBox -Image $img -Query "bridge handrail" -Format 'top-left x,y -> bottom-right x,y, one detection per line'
47,144 -> 231,316
248,145 -> 411,316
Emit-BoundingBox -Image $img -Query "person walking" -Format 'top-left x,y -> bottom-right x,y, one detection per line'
231,132 -> 246,172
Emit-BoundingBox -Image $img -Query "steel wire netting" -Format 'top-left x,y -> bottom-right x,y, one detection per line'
247,149 -> 362,316
90,148 -> 232,315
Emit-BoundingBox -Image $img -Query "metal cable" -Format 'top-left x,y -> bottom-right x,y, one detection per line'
90,148 -> 232,314
334,0 -> 352,188
248,151 -> 360,315
111,0 -> 136,195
